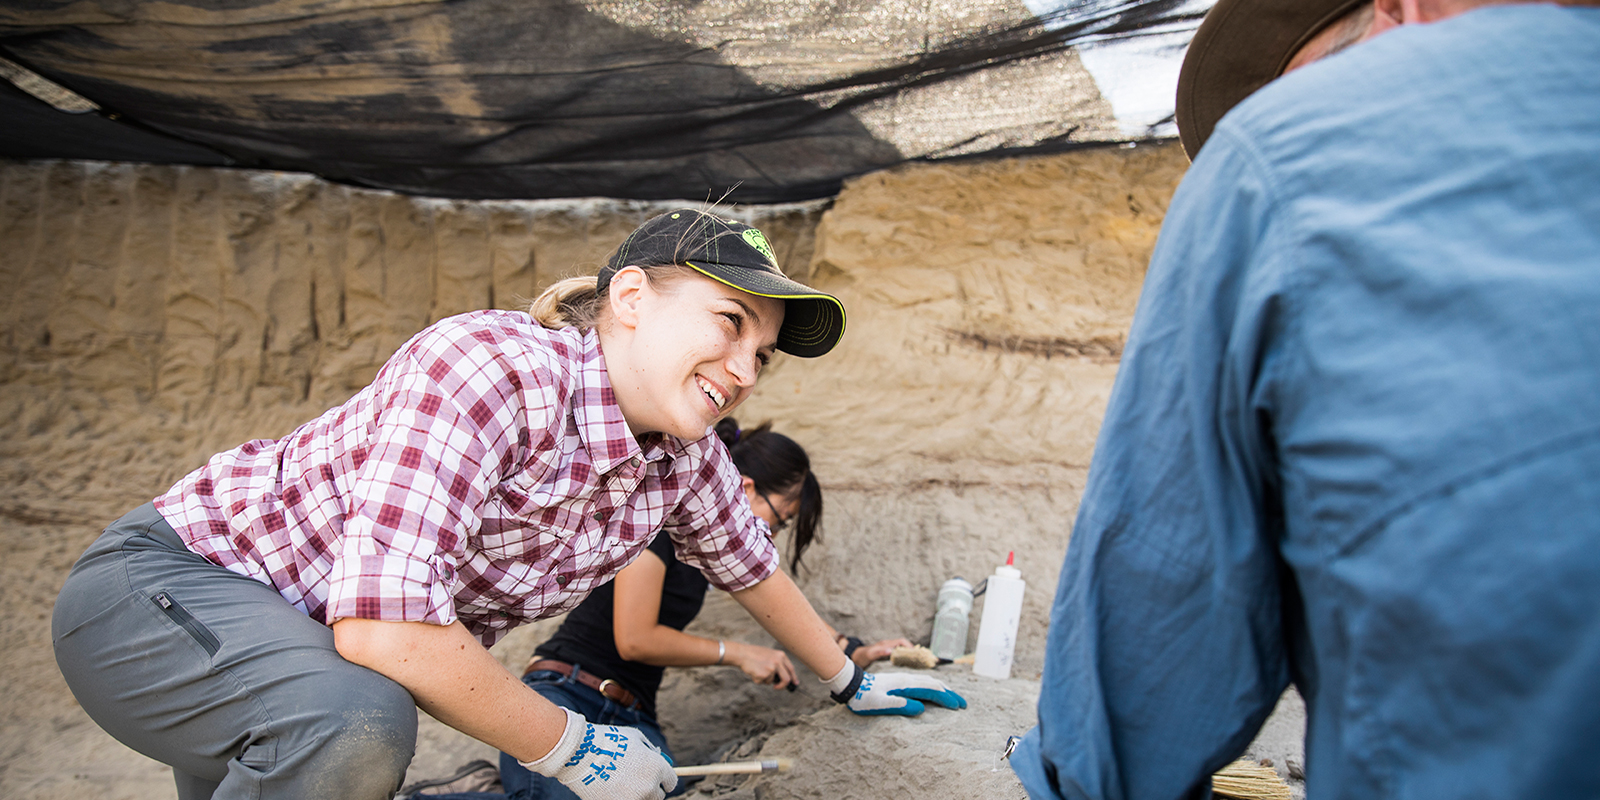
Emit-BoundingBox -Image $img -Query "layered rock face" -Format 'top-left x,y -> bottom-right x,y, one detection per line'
0,142 -> 1187,798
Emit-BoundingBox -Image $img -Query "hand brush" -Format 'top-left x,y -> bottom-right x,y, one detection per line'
890,644 -> 949,668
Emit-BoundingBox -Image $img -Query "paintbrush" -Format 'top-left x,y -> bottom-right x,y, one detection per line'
674,758 -> 793,777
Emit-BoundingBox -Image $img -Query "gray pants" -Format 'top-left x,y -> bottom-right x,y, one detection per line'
51,503 -> 418,800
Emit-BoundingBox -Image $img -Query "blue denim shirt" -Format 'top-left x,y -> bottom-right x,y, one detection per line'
1013,7 -> 1600,799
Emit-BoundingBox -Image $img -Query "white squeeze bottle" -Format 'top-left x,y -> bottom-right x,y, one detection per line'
972,551 -> 1025,679
929,577 -> 974,661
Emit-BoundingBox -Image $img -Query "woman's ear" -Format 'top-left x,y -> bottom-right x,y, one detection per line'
740,475 -> 759,503
607,266 -> 650,331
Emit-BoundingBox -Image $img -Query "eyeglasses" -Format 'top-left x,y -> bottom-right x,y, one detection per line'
757,490 -> 794,531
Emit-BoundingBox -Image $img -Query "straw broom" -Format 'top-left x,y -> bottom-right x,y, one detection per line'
1211,759 -> 1293,800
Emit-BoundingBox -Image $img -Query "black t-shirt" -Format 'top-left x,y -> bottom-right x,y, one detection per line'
533,533 -> 710,716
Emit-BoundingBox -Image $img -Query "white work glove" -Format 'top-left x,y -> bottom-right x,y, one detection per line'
519,707 -> 677,799
823,662 -> 968,716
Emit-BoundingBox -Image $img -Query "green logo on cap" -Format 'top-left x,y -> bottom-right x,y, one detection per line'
742,228 -> 777,266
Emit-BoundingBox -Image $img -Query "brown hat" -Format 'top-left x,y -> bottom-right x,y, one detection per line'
1175,0 -> 1368,158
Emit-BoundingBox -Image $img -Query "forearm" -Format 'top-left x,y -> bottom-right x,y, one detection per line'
618,624 -> 726,667
332,617 -> 567,763
730,570 -> 848,680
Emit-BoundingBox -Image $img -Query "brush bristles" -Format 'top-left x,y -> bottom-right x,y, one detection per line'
890,645 -> 940,669
1211,760 -> 1291,800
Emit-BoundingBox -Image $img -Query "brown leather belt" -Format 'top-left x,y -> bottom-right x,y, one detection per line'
525,658 -> 640,709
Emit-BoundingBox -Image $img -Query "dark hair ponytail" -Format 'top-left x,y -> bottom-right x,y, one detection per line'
716,418 -> 821,574
713,418 -> 743,450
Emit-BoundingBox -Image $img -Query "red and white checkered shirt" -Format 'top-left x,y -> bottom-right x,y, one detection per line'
155,311 -> 778,646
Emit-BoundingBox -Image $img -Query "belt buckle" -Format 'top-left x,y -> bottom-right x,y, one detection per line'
596,678 -> 628,705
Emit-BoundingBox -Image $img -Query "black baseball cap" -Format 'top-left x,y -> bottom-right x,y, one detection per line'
598,209 -> 846,358
1175,0 -> 1368,158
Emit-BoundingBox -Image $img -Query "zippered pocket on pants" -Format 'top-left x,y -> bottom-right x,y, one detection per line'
152,592 -> 221,657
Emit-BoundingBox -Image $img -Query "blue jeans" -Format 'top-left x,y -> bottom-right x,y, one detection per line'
427,668 -> 676,800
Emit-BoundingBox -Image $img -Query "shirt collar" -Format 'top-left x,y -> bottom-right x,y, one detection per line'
571,328 -> 692,473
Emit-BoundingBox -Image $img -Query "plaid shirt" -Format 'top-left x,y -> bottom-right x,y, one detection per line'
155,311 -> 777,646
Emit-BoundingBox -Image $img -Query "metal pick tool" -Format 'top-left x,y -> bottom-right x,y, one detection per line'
1002,735 -> 1022,761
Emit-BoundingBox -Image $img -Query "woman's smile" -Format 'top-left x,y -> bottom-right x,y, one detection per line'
696,375 -> 730,410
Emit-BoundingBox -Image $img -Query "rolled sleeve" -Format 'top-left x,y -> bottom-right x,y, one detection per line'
326,545 -> 459,626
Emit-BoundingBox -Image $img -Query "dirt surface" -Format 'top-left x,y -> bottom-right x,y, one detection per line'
0,142 -> 1304,799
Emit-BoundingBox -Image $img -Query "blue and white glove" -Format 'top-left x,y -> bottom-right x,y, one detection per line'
824,662 -> 968,716
519,708 -> 677,800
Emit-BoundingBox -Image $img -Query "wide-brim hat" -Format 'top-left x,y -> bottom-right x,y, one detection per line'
1176,0 -> 1367,159
598,209 -> 846,358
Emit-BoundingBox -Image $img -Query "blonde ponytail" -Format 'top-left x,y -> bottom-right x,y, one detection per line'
527,264 -> 693,332
528,276 -> 602,331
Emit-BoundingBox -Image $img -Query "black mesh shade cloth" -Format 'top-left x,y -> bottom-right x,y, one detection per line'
0,0 -> 1204,202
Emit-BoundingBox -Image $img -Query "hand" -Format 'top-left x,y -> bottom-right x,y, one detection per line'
849,671 -> 968,716
824,663 -> 967,717
728,641 -> 799,690
521,708 -> 677,800
851,637 -> 914,668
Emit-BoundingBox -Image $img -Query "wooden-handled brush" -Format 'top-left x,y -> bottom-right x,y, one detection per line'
674,758 -> 793,777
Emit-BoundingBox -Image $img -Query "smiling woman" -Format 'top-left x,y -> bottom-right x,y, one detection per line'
51,206 -> 965,800
526,210 -> 841,440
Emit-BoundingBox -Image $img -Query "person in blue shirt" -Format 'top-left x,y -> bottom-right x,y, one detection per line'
1012,1 -> 1600,798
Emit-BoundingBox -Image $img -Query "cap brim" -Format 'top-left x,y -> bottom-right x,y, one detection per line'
683,260 -> 846,358
1176,0 -> 1367,159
